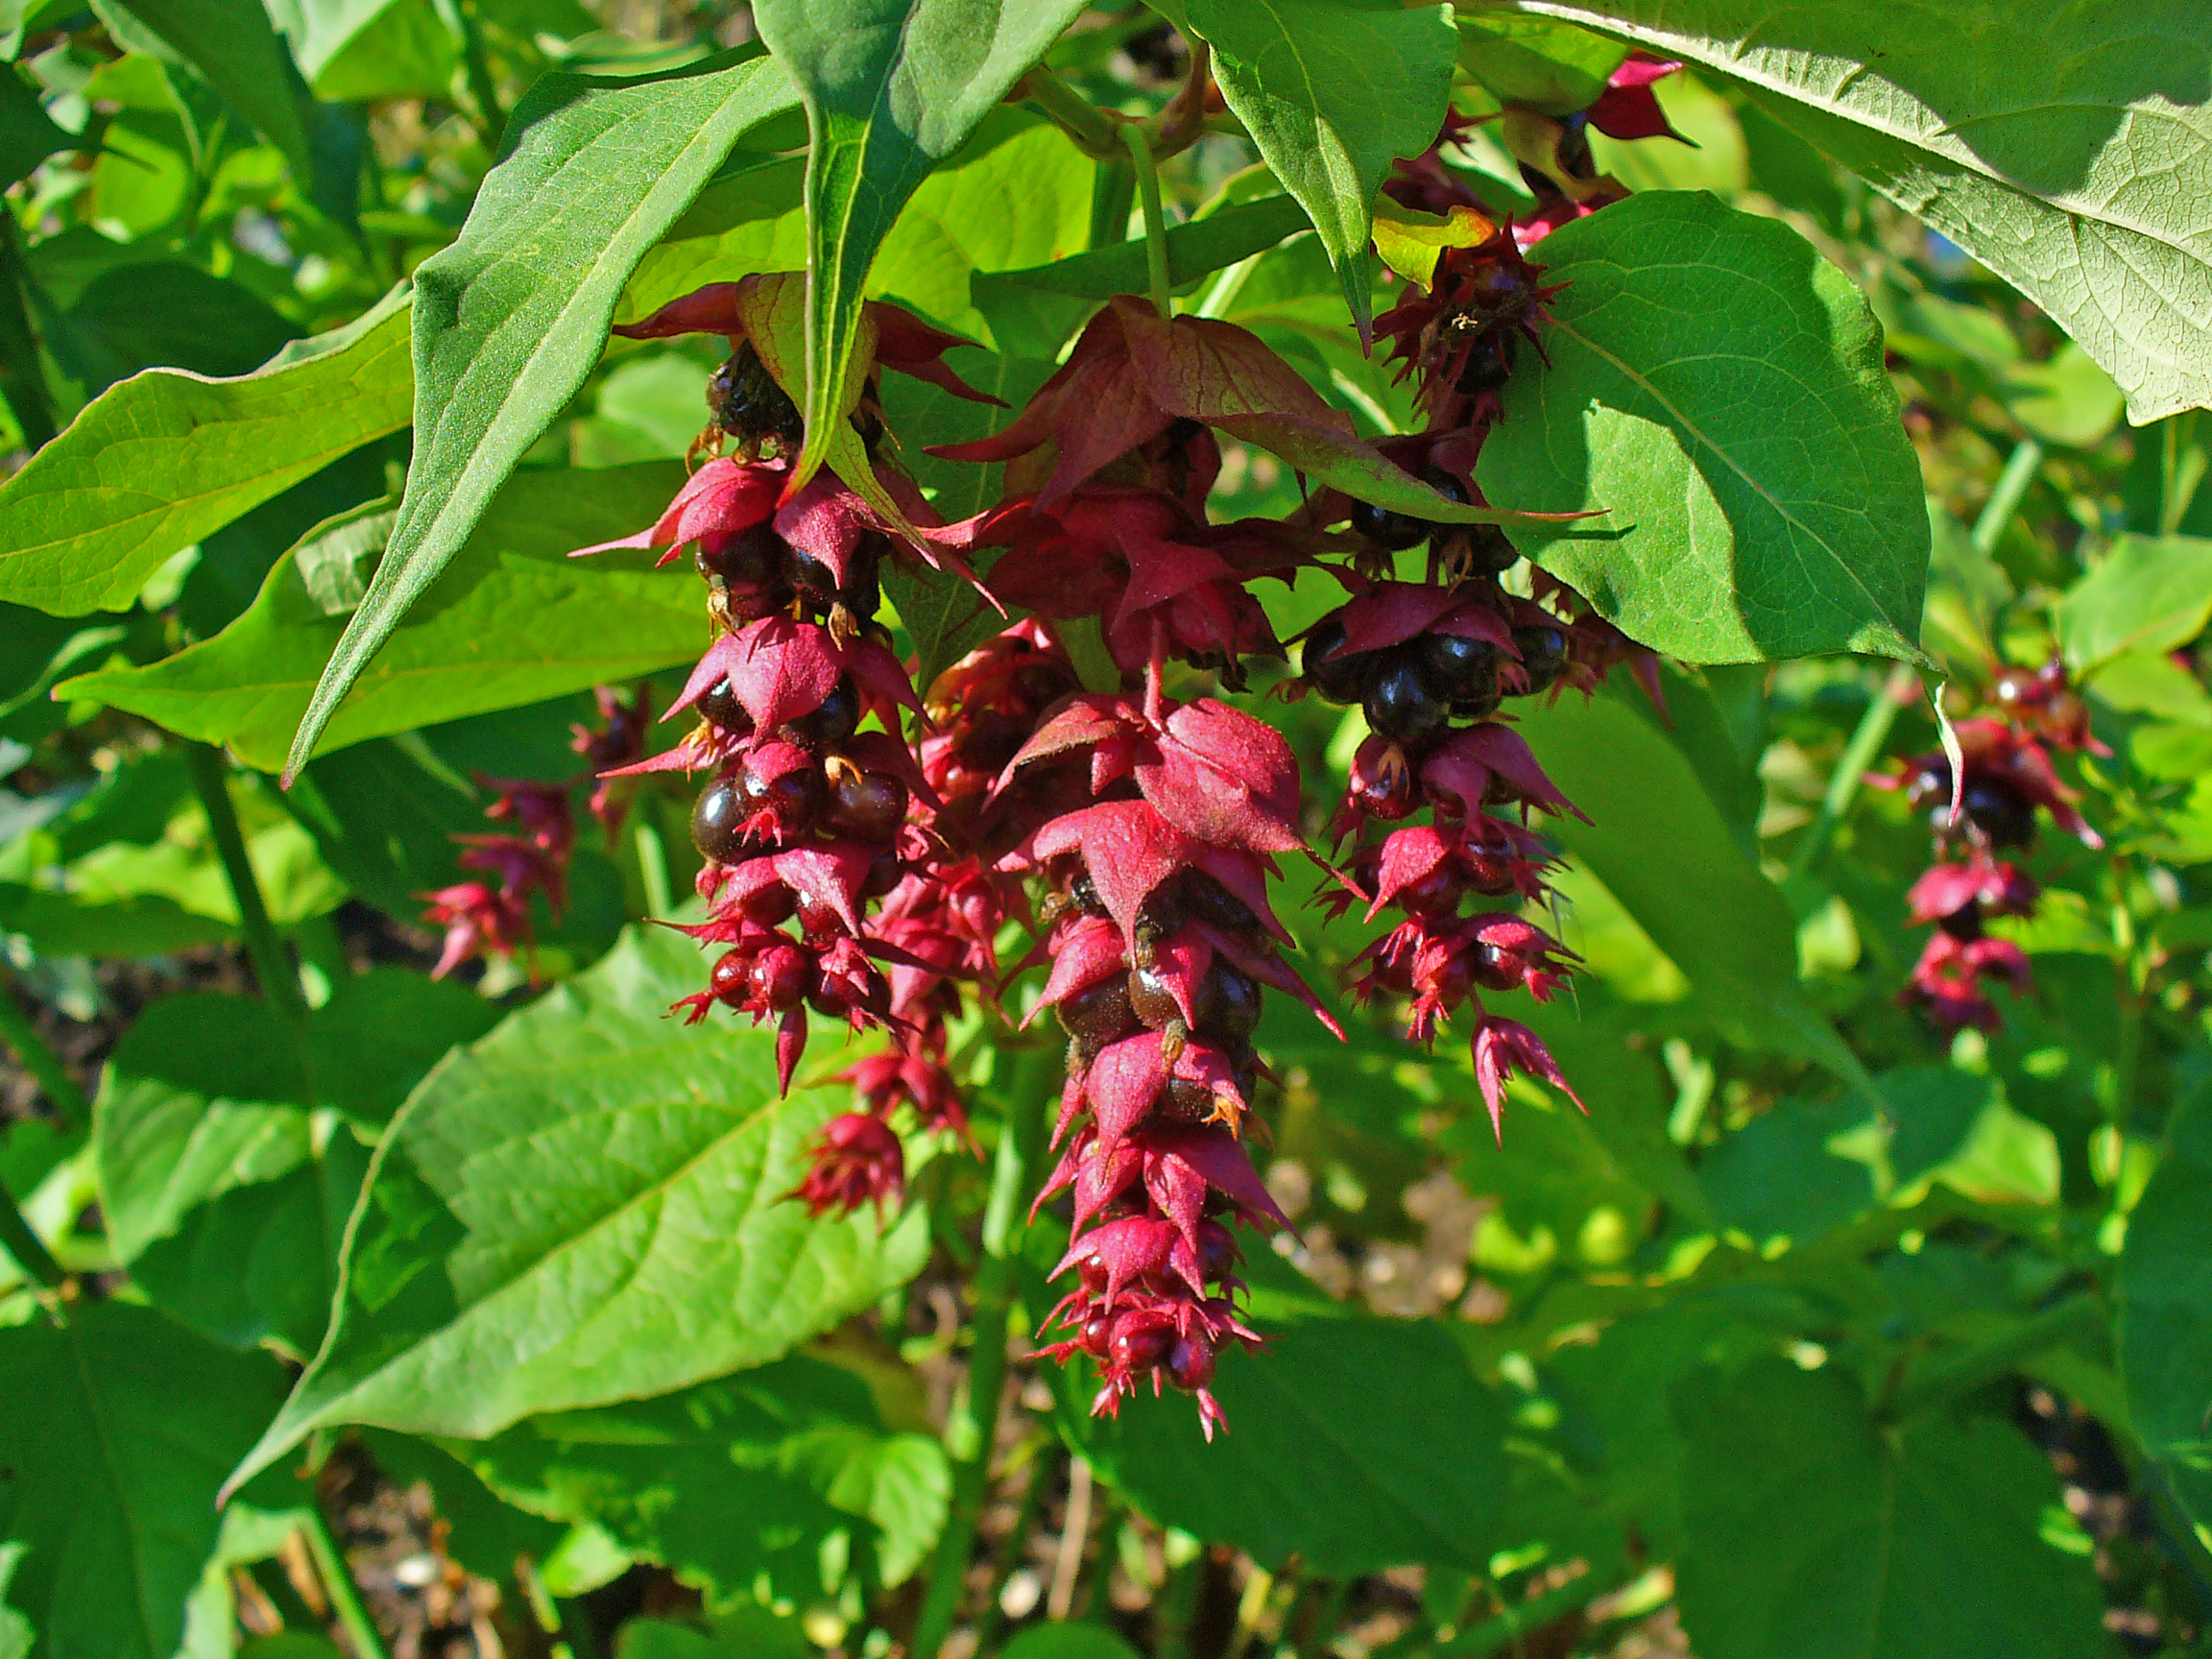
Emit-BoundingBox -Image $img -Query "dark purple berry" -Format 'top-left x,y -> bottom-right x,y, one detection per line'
1959,779 -> 2034,848
695,675 -> 750,733
695,522 -> 782,589
1365,652 -> 1450,747
1416,631 -> 1502,705
691,774 -> 758,863
826,769 -> 907,840
783,676 -> 862,747
1349,496 -> 1430,551
1508,625 -> 1569,696
1301,613 -> 1370,704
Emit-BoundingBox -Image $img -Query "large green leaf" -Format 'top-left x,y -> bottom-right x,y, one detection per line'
456,1358 -> 949,1597
1077,1308 -> 1504,1575
0,1302 -> 290,1659
1180,0 -> 1456,336
62,465 -> 703,772
2056,532 -> 2212,673
622,107 -> 1095,351
1500,0 -> 2212,423
1676,1358 -> 2105,1659
1479,191 -> 1929,664
970,193 -> 1313,359
0,287 -> 410,617
1515,680 -> 1880,1105
749,0 -> 1090,491
225,926 -> 930,1497
108,0 -> 314,182
287,52 -> 797,782
94,975 -> 499,1354
2121,1081 -> 2212,1531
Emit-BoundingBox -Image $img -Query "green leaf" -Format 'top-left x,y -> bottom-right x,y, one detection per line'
1478,191 -> 1929,664
0,1302 -> 289,1659
108,0 -> 314,182
225,925 -> 930,1498
615,1610 -> 813,1659
1078,1312 -> 1503,1575
998,1628 -> 1143,1659
61,260 -> 301,398
2056,532 -> 2212,673
1503,0 -> 2212,423
455,1358 -> 949,1598
1676,1358 -> 2105,1659
0,64 -> 72,190
2121,1081 -> 2212,1531
1514,680 -> 1881,1106
749,0 -> 1090,491
1455,12 -> 1626,115
1180,0 -> 1455,336
63,464 -> 704,771
623,108 -> 1095,353
970,193 -> 1313,359
268,0 -> 462,101
288,53 -> 798,784
0,286 -> 411,617
94,975 -> 498,1353
358,1430 -> 566,1586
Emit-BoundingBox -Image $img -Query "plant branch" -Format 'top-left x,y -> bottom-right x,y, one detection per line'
0,971 -> 88,1128
1124,122 -> 1172,317
1788,661 -> 1920,883
185,743 -> 307,1025
1018,65 -> 1121,159
1973,436 -> 2044,556
301,1504 -> 392,1659
0,1174 -> 61,1291
910,1045 -> 1053,1658
1150,37 -> 1213,159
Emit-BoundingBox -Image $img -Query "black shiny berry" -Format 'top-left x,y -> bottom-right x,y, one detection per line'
1199,959 -> 1262,1044
1128,960 -> 1183,1031
1959,779 -> 2035,848
790,545 -> 839,607
1509,625 -> 1569,696
691,774 -> 758,864
735,757 -> 824,830
783,676 -> 862,747
1349,495 -> 1430,551
1301,614 -> 1370,705
708,343 -> 802,450
841,538 -> 883,622
1058,972 -> 1137,1049
826,769 -> 907,841
1904,759 -> 1953,813
695,675 -> 749,733
1365,652 -> 1450,747
695,522 -> 782,589
1456,522 -> 1520,576
1456,333 -> 1515,395
1416,631 -> 1502,706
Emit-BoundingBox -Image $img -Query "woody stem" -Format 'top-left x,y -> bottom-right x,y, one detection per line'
1124,122 -> 1173,317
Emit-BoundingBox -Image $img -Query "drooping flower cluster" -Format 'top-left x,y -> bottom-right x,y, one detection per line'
419,685 -> 649,979
1004,681 -> 1340,1436
576,76 -> 1686,1426
578,276 -> 1007,1216
1879,660 -> 2102,1033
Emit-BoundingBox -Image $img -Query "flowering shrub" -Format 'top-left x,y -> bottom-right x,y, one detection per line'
0,6 -> 2207,1659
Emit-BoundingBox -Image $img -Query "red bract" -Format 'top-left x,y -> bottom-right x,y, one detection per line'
787,1112 -> 907,1218
1585,55 -> 1687,142
1883,663 -> 2098,1036
614,277 -> 1004,408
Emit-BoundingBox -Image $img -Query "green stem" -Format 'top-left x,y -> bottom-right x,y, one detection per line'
633,796 -> 673,920
1020,66 -> 1120,159
185,743 -> 307,1025
910,1046 -> 1053,1658
301,1504 -> 393,1659
455,0 -> 505,149
972,1441 -> 1062,1656
1973,437 -> 2044,557
1436,1573 -> 1616,1657
1123,123 -> 1172,318
1887,1292 -> 2104,1419
1788,661 -> 1919,883
0,1174 -> 61,1291
0,972 -> 88,1128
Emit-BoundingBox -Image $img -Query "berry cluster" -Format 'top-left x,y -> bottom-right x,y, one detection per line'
420,685 -> 647,979
566,63 -> 1687,1431
1881,660 -> 2102,1033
